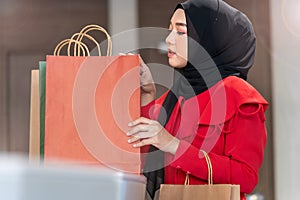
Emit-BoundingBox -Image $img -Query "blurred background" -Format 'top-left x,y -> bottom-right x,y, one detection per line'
0,0 -> 299,199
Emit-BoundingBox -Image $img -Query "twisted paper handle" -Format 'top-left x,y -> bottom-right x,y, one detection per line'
200,150 -> 213,185
53,24 -> 112,56
74,24 -> 112,56
184,150 -> 213,185
53,39 -> 89,56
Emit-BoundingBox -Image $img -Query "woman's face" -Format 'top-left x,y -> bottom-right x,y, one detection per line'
166,9 -> 188,68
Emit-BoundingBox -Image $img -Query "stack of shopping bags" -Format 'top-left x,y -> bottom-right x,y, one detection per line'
29,24 -> 141,173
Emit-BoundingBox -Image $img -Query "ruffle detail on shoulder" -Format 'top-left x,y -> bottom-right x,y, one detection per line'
197,76 -> 268,125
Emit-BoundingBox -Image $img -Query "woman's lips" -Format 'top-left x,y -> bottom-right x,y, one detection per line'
168,49 -> 176,58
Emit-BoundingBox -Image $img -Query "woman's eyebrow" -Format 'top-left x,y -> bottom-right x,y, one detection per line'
170,21 -> 187,27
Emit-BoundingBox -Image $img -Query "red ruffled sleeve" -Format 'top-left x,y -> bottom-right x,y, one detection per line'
168,76 -> 268,194
170,103 -> 267,193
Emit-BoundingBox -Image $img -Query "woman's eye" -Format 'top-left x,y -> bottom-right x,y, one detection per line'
177,31 -> 186,35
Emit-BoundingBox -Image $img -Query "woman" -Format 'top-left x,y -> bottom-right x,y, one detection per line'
127,0 -> 268,199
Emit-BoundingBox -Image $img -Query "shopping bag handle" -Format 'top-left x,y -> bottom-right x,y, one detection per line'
184,150 -> 213,185
74,24 -> 112,56
200,150 -> 213,185
68,32 -> 100,56
53,39 -> 89,56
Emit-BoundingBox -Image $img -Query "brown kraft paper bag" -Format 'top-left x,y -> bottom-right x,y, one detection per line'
159,150 -> 240,200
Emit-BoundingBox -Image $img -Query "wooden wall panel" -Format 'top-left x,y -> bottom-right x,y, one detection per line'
138,0 -> 179,28
0,50 -> 8,151
7,53 -> 44,152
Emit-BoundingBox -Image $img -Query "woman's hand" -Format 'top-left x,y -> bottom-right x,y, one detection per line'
127,117 -> 179,155
119,53 -> 155,106
139,56 -> 156,106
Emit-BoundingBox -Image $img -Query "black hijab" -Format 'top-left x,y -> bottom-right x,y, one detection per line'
144,0 -> 256,198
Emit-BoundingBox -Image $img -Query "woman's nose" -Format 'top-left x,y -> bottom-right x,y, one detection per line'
165,30 -> 175,45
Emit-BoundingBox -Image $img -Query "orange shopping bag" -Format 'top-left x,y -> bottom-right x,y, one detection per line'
44,25 -> 141,173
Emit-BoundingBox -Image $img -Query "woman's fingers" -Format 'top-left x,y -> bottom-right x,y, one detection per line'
128,136 -> 140,144
132,138 -> 153,148
127,117 -> 158,145
128,117 -> 153,127
126,118 -> 179,154
126,124 -> 148,136
128,130 -> 158,143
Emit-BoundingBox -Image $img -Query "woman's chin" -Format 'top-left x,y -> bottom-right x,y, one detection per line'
168,58 -> 187,68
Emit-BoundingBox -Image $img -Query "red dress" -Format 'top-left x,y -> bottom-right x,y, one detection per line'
141,76 -> 268,200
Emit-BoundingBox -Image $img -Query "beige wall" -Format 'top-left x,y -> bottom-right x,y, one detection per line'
271,0 -> 300,199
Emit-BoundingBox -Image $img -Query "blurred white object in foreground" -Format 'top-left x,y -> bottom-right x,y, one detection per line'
0,154 -> 146,200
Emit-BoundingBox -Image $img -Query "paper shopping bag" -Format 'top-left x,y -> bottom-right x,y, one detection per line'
29,70 -> 40,162
159,151 -> 240,200
159,184 -> 240,200
39,61 -> 46,159
44,55 -> 141,173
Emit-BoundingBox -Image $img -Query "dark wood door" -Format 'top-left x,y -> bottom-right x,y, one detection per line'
0,0 -> 108,152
